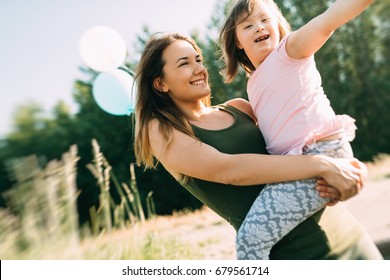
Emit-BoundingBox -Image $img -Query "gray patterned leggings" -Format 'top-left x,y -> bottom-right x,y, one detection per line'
236,137 -> 354,260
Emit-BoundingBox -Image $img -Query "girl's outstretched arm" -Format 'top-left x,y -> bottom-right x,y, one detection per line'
287,0 -> 374,59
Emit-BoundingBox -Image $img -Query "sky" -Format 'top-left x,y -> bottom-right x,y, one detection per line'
0,0 -> 218,138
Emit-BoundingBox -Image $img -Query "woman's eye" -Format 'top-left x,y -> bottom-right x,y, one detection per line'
179,62 -> 188,67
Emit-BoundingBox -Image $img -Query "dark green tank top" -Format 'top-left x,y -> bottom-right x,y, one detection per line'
181,104 -> 367,259
182,104 -> 268,230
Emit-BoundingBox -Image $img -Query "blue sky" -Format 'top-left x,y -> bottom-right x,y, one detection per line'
0,0 -> 218,137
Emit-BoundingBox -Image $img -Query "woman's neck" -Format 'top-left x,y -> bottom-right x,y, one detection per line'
184,104 -> 215,123
173,99 -> 204,119
187,105 -> 235,131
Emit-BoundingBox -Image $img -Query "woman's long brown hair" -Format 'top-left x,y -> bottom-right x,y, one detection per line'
134,33 -> 210,183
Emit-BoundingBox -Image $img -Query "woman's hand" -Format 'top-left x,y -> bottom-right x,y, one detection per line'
319,156 -> 367,201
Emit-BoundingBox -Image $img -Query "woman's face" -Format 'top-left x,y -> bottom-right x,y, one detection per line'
156,40 -> 210,104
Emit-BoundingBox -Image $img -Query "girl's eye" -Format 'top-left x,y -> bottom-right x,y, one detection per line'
262,18 -> 270,22
244,24 -> 252,29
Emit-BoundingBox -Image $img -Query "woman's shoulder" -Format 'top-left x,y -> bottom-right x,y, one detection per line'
223,98 -> 256,123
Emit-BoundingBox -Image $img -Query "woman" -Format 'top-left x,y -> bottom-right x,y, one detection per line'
134,33 -> 381,259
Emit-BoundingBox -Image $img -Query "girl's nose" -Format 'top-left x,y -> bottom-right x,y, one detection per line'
255,21 -> 265,32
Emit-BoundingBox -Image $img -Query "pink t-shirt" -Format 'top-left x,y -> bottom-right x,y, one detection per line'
247,33 -> 356,155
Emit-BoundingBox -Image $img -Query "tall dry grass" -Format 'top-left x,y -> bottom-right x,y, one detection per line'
0,140 -> 192,259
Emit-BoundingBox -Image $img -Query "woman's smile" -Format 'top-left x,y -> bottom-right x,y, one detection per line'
190,79 -> 206,86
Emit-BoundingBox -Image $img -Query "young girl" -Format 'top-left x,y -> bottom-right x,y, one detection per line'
220,0 -> 375,259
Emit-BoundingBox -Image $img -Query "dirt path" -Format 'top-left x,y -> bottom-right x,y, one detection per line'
343,178 -> 390,258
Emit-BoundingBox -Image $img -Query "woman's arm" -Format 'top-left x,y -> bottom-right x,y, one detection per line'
148,119 -> 365,200
225,99 -> 364,202
287,0 -> 374,59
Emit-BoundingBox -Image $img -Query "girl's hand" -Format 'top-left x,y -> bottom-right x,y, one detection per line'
316,178 -> 341,206
320,156 -> 367,201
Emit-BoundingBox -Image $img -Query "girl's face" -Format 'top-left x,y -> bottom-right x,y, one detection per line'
155,40 -> 210,105
235,1 -> 280,68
